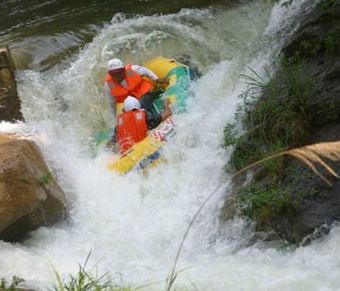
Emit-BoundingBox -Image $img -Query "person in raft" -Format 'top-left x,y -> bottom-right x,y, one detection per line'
105,58 -> 169,116
115,96 -> 171,154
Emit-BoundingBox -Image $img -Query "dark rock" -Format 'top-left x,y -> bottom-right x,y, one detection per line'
270,124 -> 340,244
0,46 -> 24,122
268,3 -> 340,244
282,5 -> 340,126
283,6 -> 340,60
223,2 -> 340,245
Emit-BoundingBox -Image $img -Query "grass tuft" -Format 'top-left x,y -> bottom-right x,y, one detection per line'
0,276 -> 25,291
225,56 -> 320,171
52,253 -> 132,291
236,182 -> 294,229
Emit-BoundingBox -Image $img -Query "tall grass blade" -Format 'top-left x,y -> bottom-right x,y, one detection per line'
50,263 -> 65,291
166,184 -> 222,291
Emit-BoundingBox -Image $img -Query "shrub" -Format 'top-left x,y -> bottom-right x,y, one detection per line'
226,56 -> 318,170
236,182 -> 295,229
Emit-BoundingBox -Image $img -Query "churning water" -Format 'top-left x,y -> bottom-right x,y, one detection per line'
1,0 -> 340,290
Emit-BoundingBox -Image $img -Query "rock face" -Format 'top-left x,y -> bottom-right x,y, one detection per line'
282,5 -> 340,127
272,124 -> 340,244
0,134 -> 66,241
223,2 -> 340,245
0,46 -> 24,122
269,2 -> 340,244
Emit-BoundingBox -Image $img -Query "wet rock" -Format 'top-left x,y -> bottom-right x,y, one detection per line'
220,169 -> 252,221
0,46 -> 24,122
223,2 -> 340,245
270,124 -> 340,244
282,4 -> 340,127
0,134 -> 66,242
268,3 -> 340,244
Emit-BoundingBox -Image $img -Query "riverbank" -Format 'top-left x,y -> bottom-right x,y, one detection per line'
223,0 -> 340,245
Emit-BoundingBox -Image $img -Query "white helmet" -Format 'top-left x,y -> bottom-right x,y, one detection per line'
107,58 -> 124,71
124,96 -> 141,112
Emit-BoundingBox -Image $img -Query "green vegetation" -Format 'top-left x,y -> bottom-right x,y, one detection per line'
223,56 -> 312,220
38,171 -> 53,186
318,0 -> 340,8
235,162 -> 324,229
236,182 -> 295,229
324,30 -> 339,59
293,30 -> 339,60
53,264 -> 132,291
54,271 -> 132,291
225,56 -> 317,171
0,276 -> 24,291
223,124 -> 238,148
0,269 -> 133,291
224,46 -> 339,223
51,253 -> 136,291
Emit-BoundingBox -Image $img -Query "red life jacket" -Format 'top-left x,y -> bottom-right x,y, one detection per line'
105,64 -> 154,104
116,109 -> 148,154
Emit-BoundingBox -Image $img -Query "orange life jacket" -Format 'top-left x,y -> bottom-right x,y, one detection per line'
116,109 -> 148,154
105,64 -> 154,104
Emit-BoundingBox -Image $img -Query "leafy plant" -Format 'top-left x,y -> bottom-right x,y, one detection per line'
318,0 -> 340,8
245,57 -> 314,142
236,182 -> 294,229
0,276 -> 24,291
324,31 -> 339,59
38,171 -> 53,186
53,269 -> 132,291
223,123 -> 238,147
52,253 -> 132,291
228,56 -> 318,170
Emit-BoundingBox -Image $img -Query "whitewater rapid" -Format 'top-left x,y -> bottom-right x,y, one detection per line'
1,1 -> 340,290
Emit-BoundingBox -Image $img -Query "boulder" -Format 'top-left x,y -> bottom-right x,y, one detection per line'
0,134 -> 66,241
0,46 -> 24,122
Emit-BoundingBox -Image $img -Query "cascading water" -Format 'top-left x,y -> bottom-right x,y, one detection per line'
1,0 -> 340,290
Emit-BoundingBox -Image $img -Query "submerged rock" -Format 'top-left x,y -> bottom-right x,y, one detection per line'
0,134 -> 66,242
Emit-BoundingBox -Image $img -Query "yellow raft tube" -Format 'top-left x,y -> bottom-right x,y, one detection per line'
106,56 -> 189,175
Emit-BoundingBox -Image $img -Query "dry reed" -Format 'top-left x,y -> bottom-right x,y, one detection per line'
233,141 -> 340,185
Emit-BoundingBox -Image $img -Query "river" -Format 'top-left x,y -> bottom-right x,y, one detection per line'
1,0 -> 340,290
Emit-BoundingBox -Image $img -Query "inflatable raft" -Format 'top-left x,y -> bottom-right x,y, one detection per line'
98,56 -> 190,175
